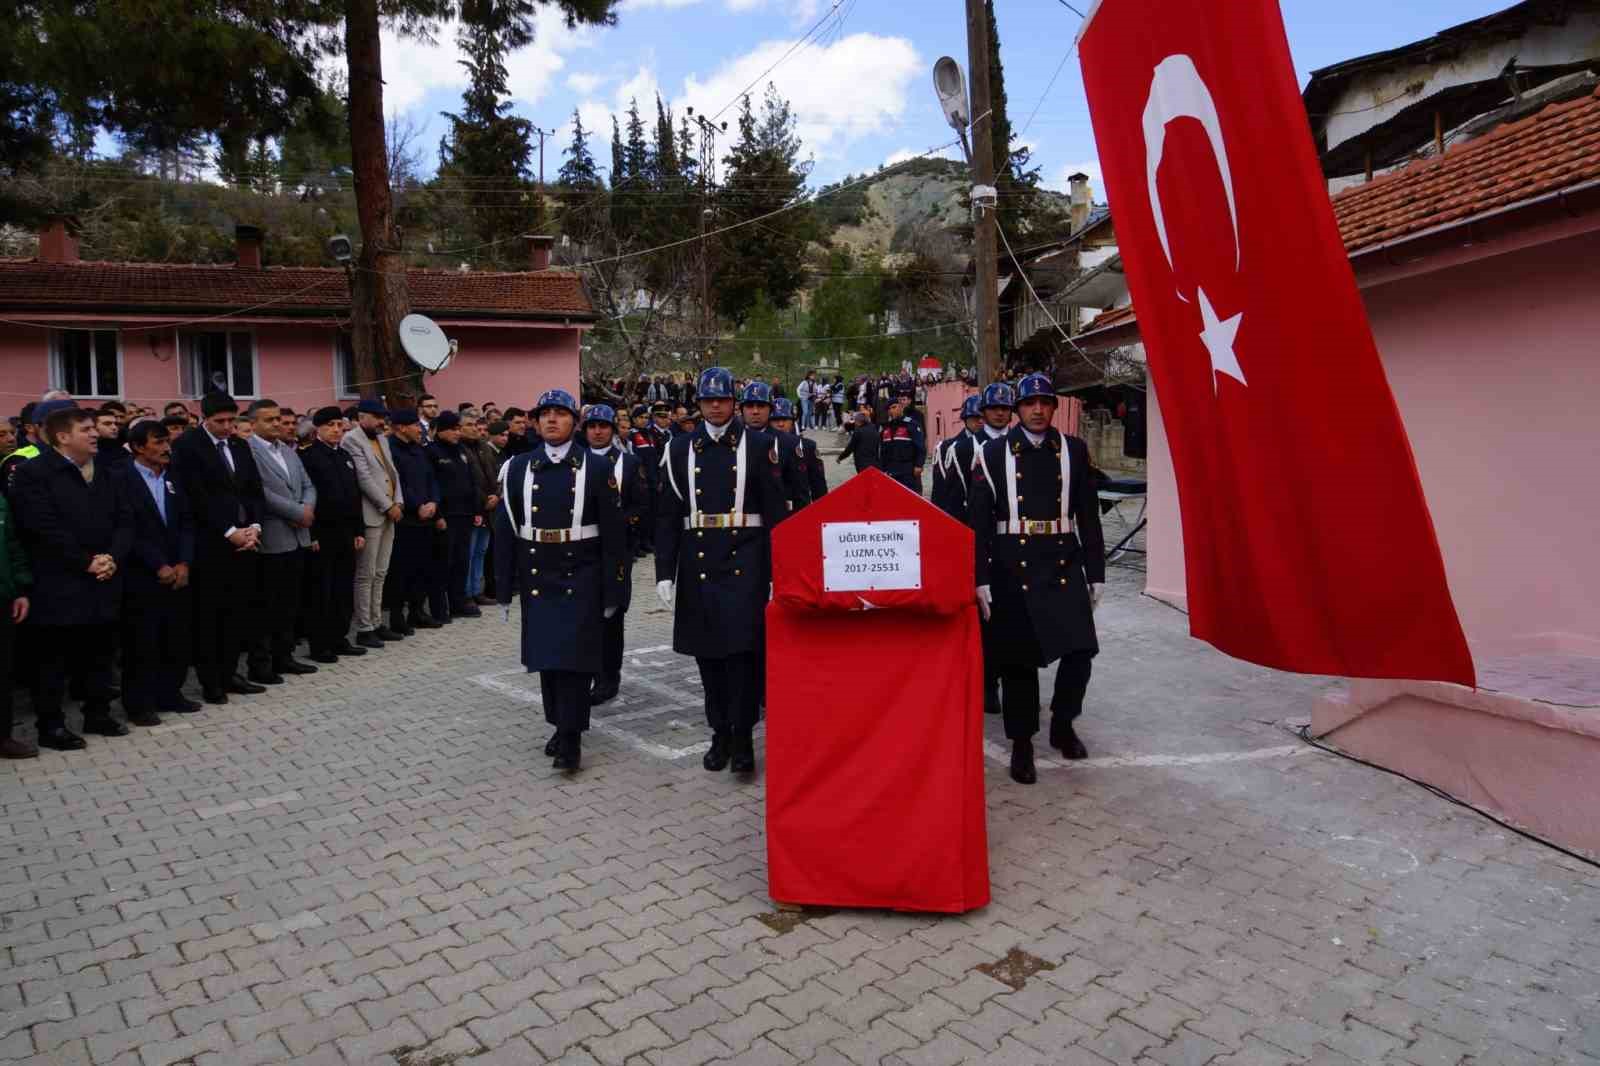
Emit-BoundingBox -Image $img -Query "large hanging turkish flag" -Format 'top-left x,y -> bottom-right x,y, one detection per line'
1078,0 -> 1474,685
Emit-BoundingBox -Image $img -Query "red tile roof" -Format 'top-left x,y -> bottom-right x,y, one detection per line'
1333,85 -> 1600,251
1080,87 -> 1600,339
0,260 -> 595,321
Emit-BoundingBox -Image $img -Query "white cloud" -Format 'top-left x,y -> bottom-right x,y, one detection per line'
619,0 -> 704,8
377,10 -> 593,117
882,147 -> 919,167
566,71 -> 606,95
676,32 -> 920,164
1053,159 -> 1103,191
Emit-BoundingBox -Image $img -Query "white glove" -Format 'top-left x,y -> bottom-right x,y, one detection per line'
501,603 -> 512,623
1089,583 -> 1103,610
604,606 -> 618,619
657,580 -> 675,610
975,585 -> 992,622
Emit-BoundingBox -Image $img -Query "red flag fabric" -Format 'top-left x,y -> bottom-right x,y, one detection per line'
1077,0 -> 1474,685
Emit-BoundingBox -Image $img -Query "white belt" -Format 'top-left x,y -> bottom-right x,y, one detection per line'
517,524 -> 600,543
683,513 -> 764,529
996,519 -> 1071,535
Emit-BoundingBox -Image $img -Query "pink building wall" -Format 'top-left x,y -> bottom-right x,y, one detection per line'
1142,226 -> 1600,659
0,318 -> 581,416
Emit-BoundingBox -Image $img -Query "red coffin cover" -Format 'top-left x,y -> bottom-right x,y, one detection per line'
766,469 -> 989,913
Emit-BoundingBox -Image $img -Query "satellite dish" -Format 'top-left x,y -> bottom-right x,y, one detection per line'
399,314 -> 451,373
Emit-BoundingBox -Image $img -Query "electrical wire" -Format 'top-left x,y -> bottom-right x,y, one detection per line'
1285,723 -> 1600,872
706,0 -> 849,123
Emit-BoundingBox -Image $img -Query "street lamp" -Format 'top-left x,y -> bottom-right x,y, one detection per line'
932,57 -> 973,165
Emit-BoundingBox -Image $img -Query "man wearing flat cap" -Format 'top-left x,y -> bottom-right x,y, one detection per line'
425,410 -> 484,619
342,398 -> 406,648
494,389 -> 627,771
301,407 -> 367,662
387,408 -> 444,633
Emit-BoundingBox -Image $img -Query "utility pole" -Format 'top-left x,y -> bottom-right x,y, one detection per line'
531,124 -> 555,189
965,0 -> 1002,386
688,108 -> 726,367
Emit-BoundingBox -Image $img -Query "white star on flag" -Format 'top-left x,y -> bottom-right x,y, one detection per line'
1197,287 -> 1246,393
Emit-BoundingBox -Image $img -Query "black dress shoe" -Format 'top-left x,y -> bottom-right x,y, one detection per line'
127,709 -> 163,728
1,737 -> 39,759
38,727 -> 86,751
310,651 -> 340,665
84,716 -> 131,737
552,733 -> 581,771
731,735 -> 756,774
275,659 -> 319,676
1009,739 -> 1037,785
375,626 -> 404,641
474,594 -> 497,607
589,678 -> 619,706
202,688 -> 229,706
334,641 -> 368,657
703,733 -> 731,772
544,733 -> 560,757
356,632 -> 385,649
227,677 -> 267,695
245,670 -> 284,686
1052,722 -> 1089,761
412,615 -> 444,630
160,699 -> 203,714
453,605 -> 482,619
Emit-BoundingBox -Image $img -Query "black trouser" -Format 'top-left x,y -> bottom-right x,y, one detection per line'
426,526 -> 452,621
697,652 -> 759,739
539,670 -> 592,735
998,652 -> 1094,742
600,609 -> 626,683
248,550 -> 304,672
442,518 -> 474,615
122,584 -> 192,713
390,524 -> 434,620
32,624 -> 117,732
0,612 -> 14,738
306,539 -> 357,655
193,550 -> 256,690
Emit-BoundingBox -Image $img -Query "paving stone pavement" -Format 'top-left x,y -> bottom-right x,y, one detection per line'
4,450 -> 1600,1065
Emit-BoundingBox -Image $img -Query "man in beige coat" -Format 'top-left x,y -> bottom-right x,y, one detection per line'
341,399 -> 405,647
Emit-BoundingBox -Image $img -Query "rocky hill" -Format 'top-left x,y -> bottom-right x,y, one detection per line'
814,157 -> 1075,263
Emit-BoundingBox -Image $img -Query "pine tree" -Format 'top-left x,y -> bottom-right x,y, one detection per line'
557,108 -> 604,247
437,21 -> 540,258
985,0 -> 1042,235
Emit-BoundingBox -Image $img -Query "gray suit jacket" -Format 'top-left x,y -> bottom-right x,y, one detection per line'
249,436 -> 316,553
341,427 -> 403,527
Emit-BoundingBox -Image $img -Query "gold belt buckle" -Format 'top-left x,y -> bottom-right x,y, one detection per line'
537,529 -> 565,544
1026,520 -> 1054,535
703,514 -> 731,529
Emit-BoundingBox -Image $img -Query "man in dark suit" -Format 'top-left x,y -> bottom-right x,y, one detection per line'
300,407 -> 367,663
386,409 -> 443,633
169,392 -> 267,705
10,406 -> 134,749
117,420 -> 199,726
836,404 -> 881,474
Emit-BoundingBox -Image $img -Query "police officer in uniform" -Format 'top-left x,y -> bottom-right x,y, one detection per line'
655,367 -> 790,775
770,399 -> 828,504
425,411 -> 484,618
878,387 -> 927,494
582,404 -> 647,706
627,404 -> 659,557
738,382 -> 809,512
386,409 -> 444,632
494,390 -> 627,771
299,407 -> 367,663
970,373 -> 1104,784
932,394 -> 985,520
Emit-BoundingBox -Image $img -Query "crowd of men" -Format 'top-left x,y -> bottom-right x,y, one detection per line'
2,367 -> 1101,786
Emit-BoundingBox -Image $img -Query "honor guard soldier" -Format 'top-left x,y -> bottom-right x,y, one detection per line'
970,373 -> 1104,784
879,387 -> 927,494
738,381 -> 810,512
932,393 -> 985,520
494,389 -> 628,771
771,399 -> 828,504
628,404 -> 659,557
582,404 -> 648,706
655,367 -> 790,775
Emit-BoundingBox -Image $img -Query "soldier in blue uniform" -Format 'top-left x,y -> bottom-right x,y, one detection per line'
770,399 -> 828,504
932,393 -> 985,520
494,389 -> 628,771
878,387 -> 927,494
970,373 -> 1104,784
655,367 -> 791,775
737,381 -> 809,513
582,404 -> 648,706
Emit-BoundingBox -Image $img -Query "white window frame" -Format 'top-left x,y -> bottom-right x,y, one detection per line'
48,326 -> 124,399
333,332 -> 359,399
180,328 -> 260,399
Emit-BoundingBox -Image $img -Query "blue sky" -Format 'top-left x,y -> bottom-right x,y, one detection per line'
382,0 -> 1507,195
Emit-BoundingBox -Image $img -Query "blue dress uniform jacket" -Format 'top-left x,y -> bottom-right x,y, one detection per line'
426,439 -> 482,517
878,414 -> 927,494
654,423 -> 790,659
493,447 -> 627,673
770,429 -> 813,512
932,430 -> 980,520
601,445 -> 647,613
798,435 -> 829,503
970,426 -> 1105,667
389,437 -> 440,522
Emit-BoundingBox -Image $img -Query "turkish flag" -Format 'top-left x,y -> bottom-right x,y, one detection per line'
1078,0 -> 1474,685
